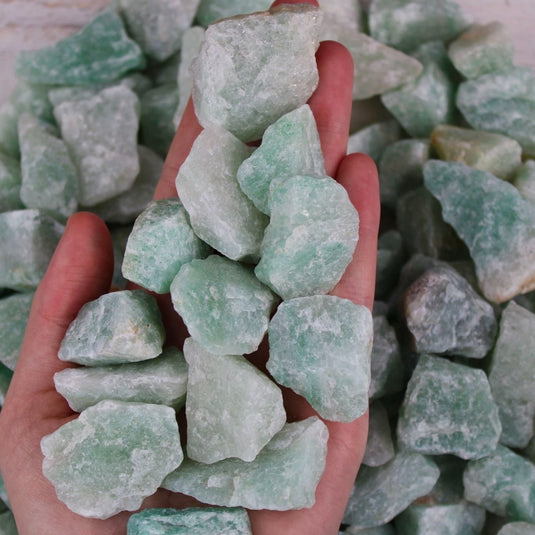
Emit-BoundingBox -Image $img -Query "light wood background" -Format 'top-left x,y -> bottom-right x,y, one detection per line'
0,0 -> 533,106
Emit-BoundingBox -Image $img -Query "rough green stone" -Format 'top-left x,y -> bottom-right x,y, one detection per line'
431,124 -> 522,181
497,522 -> 535,535
163,417 -> 329,510
0,152 -> 22,212
463,444 -> 535,522
191,5 -> 323,142
423,160 -> 535,303
41,400 -> 182,519
139,84 -> 179,158
0,292 -> 33,371
91,145 -> 163,224
514,161 -> 535,203
54,85 -> 140,206
122,199 -> 210,294
171,255 -> 277,355
176,127 -> 267,262
403,266 -> 497,358
448,22 -> 514,80
379,139 -> 431,208
0,364 -> 13,407
255,175 -> 359,299
456,67 -> 535,157
54,347 -> 187,413
268,295 -> 372,422
488,301 -> 535,448
0,509 -> 17,535
346,119 -> 402,163
376,230 -> 405,300
343,451 -> 440,527
183,338 -> 285,464
117,0 -> 199,61
363,401 -> 395,467
319,0 -> 363,36
110,225 -> 132,290
0,210 -> 64,292
395,502 -> 486,535
237,105 -> 325,215
368,0 -> 471,53
127,507 -> 252,535
15,8 -> 145,85
18,113 -> 78,221
58,290 -> 165,366
397,355 -> 501,459
196,0 -> 273,26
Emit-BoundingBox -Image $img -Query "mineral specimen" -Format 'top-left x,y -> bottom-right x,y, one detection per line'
514,161 -> 535,203
195,0 -> 272,26
362,401 -> 395,467
0,151 -> 23,212
346,119 -> 402,163
497,523 -> 535,535
0,292 -> 33,371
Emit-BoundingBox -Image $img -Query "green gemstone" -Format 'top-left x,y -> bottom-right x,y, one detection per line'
362,401 -> 395,467
195,0 -> 272,26
0,292 -> 33,371
267,295 -> 372,422
347,119 -> 402,163
41,400 -> 182,519
58,290 -> 165,366
0,152 -> 23,212
497,523 -> 535,535
514,161 -> 535,203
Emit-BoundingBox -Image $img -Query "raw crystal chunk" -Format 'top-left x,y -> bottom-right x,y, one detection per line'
488,301 -> 535,448
127,507 -> 252,535
18,113 -> 78,221
58,290 -> 165,366
54,85 -> 140,206
163,417 -> 329,510
347,119 -> 402,163
183,338 -> 285,464
122,199 -> 210,294
403,266 -> 497,358
497,523 -> 535,535
196,0 -> 273,26
395,502 -> 486,535
176,127 -> 267,261
54,347 -> 187,412
268,295 -> 372,422
376,230 -> 404,300
0,152 -> 22,212
514,161 -> 535,203
117,0 -> 199,61
423,160 -> 535,302
237,105 -> 326,214
15,8 -> 145,85
448,22 -> 514,80
368,0 -> 471,52
41,400 -> 182,519
0,292 -> 33,371
431,124 -> 522,181
362,401 -> 395,467
397,355 -> 501,459
463,444 -> 535,522
343,452 -> 440,527
255,175 -> 359,299
92,146 -> 163,224
171,256 -> 277,355
0,210 -> 64,291
319,0 -> 363,36
191,5 -> 323,142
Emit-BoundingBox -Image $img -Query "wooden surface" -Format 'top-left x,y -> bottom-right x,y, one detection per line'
0,0 -> 534,106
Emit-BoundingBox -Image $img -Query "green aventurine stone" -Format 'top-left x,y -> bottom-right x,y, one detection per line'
376,230 -> 404,300
256,175 -> 359,299
117,0 -> 199,61
514,161 -> 535,203
171,255 -> 277,355
362,401 -> 395,467
191,5 -> 323,143
368,0 -> 471,53
41,400 -> 182,519
0,152 -> 22,212
0,210 -> 64,291
397,355 -> 501,459
58,290 -> 165,366
0,292 -> 33,371
237,105 -> 325,215
122,199 -> 210,294
463,444 -> 535,522
403,266 -> 497,358
343,451 -> 440,527
268,295 -> 372,422
395,502 -> 486,535
54,347 -> 187,412
423,160 -> 535,303
347,119 -> 402,163
183,338 -> 285,464
488,302 -> 535,448
195,0 -> 272,26
448,22 -> 514,80
127,507 -> 252,535
431,124 -> 522,181
92,145 -> 163,224
176,127 -> 267,262
497,523 -> 535,535
54,85 -> 140,207
163,417 -> 329,510
15,8 -> 145,85
18,113 -> 78,221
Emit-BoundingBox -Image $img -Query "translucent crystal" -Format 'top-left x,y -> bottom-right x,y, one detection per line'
0,152 -> 22,212
346,119 -> 402,163
362,401 -> 395,467
0,292 -> 33,371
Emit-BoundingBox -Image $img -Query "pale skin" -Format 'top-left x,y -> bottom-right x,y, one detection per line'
0,1 -> 380,533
